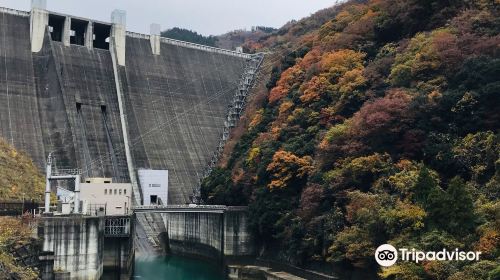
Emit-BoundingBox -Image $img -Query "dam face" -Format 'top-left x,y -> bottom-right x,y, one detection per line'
0,6 -> 261,204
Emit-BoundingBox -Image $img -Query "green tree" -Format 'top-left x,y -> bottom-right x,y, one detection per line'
161,27 -> 218,46
412,166 -> 438,205
426,177 -> 475,235
445,177 -> 475,234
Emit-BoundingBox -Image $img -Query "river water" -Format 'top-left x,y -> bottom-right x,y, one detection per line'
132,255 -> 225,280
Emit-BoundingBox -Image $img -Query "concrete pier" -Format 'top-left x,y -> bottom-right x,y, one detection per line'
37,215 -> 134,280
38,216 -> 104,279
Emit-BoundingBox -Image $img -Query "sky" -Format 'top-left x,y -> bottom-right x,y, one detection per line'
0,0 -> 338,36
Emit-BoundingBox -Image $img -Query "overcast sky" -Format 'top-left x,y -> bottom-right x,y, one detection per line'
0,0 -> 338,36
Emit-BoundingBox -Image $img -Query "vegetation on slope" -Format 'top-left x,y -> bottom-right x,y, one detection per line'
216,26 -> 277,50
201,0 -> 500,278
161,27 -> 218,46
0,217 -> 38,280
0,138 -> 44,201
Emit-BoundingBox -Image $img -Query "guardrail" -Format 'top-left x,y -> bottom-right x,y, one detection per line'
134,204 -> 229,210
133,205 -> 248,213
126,31 -> 253,59
0,201 -> 40,216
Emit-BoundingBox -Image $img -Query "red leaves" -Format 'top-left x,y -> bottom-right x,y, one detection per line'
350,89 -> 413,137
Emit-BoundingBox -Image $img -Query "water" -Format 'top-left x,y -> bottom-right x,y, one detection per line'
132,255 -> 225,280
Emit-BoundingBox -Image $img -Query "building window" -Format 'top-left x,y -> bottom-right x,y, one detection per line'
119,189 -> 122,195
150,195 -> 158,204
104,189 -> 107,195
114,189 -> 117,195
150,184 -> 161,188
124,189 -> 127,195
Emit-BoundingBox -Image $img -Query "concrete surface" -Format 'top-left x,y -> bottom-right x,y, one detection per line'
0,7 -> 258,204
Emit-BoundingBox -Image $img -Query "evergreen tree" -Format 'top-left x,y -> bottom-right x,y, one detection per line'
445,177 -> 475,234
426,177 -> 475,235
413,166 -> 437,205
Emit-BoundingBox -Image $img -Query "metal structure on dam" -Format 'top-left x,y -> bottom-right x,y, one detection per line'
0,2 -> 263,205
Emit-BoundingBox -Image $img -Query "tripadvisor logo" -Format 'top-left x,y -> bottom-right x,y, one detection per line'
375,244 -> 482,267
375,244 -> 398,267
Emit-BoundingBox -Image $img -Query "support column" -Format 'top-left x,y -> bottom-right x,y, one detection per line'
109,10 -> 141,205
111,10 -> 126,66
62,16 -> 71,46
30,0 -> 48,53
74,175 -> 81,213
44,154 -> 52,213
150,23 -> 161,55
85,21 -> 94,50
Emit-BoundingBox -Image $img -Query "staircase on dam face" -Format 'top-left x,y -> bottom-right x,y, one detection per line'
194,53 -> 265,201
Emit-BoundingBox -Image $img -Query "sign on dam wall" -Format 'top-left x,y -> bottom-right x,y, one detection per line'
0,5 -> 263,205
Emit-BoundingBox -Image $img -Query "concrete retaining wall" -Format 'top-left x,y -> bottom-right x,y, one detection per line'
38,216 -> 104,280
136,207 -> 254,261
103,236 -> 134,279
162,211 -> 224,260
38,215 -> 134,280
224,207 -> 253,256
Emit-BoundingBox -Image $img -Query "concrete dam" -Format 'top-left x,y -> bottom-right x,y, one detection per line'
0,4 -> 262,205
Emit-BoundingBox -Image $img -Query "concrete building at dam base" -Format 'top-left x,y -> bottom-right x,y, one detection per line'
1,0 -> 264,279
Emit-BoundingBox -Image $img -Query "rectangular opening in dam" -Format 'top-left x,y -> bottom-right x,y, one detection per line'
48,14 -> 65,42
70,18 -> 88,46
93,23 -> 111,50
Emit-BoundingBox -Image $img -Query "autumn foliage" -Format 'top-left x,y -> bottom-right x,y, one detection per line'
202,0 -> 500,278
266,151 -> 313,189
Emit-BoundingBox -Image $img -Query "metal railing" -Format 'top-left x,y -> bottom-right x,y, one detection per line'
104,216 -> 131,237
86,204 -> 106,216
126,31 -> 253,59
134,204 -> 228,210
51,168 -> 82,176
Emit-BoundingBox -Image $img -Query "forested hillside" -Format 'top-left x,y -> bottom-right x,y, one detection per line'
201,0 -> 500,279
0,138 -> 44,201
161,27 -> 218,46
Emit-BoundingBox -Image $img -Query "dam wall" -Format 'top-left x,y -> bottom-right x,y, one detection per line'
0,11 -> 46,167
0,6 -> 262,204
135,206 -> 254,261
121,36 -> 247,203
